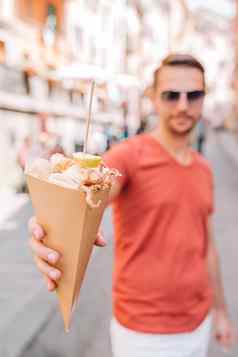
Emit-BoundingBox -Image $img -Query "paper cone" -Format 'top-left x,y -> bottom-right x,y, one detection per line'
27,175 -> 109,331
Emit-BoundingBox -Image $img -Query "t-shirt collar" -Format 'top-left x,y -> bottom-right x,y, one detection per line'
139,134 -> 171,168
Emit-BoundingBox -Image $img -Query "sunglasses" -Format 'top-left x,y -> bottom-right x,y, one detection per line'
161,90 -> 205,102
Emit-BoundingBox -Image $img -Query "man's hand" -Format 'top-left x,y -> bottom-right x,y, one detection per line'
213,308 -> 236,352
28,216 -> 106,292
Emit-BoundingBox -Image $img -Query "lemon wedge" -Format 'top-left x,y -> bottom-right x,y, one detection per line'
72,152 -> 102,168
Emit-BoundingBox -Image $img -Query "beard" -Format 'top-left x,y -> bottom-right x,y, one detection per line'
167,115 -> 197,137
169,125 -> 195,136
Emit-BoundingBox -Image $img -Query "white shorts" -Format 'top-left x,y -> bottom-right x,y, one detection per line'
110,314 -> 212,357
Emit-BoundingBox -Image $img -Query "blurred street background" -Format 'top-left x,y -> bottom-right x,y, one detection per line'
0,0 -> 238,356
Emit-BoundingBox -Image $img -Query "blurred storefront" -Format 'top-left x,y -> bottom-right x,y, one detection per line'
230,0 -> 238,130
0,0 -> 142,190
0,0 -> 237,190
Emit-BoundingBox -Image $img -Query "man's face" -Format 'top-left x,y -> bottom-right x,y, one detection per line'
153,66 -> 205,136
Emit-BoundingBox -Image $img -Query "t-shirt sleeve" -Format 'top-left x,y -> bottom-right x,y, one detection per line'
103,141 -> 131,189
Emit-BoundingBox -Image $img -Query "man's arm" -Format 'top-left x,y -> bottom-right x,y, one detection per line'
207,216 -> 235,351
108,180 -> 123,204
103,139 -> 131,205
207,216 -> 226,312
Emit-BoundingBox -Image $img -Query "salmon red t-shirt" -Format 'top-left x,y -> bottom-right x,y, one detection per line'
103,134 -> 214,334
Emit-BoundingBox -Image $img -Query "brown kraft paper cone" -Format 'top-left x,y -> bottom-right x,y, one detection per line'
27,175 -> 109,332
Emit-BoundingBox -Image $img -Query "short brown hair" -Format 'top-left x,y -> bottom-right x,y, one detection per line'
153,54 -> 205,89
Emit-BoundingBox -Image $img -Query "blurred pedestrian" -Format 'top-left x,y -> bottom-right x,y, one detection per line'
28,54 -> 235,356
122,100 -> 129,139
37,112 -> 65,159
194,117 -> 207,154
136,118 -> 147,135
17,136 -> 32,171
17,136 -> 32,192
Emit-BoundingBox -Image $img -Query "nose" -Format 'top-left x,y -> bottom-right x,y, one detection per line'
176,93 -> 189,112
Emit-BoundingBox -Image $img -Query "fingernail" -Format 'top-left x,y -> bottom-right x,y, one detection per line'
49,270 -> 61,280
47,281 -> 52,291
47,281 -> 54,291
33,228 -> 42,239
48,252 -> 59,263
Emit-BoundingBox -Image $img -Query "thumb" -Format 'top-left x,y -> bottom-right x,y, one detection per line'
95,232 -> 107,247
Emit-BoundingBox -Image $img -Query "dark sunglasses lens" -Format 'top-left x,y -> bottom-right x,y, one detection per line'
162,91 -> 180,101
187,91 -> 205,101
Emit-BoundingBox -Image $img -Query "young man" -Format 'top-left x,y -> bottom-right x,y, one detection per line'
29,54 -> 235,357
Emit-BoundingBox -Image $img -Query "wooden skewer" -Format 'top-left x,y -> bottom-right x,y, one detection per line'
84,80 -> 96,153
